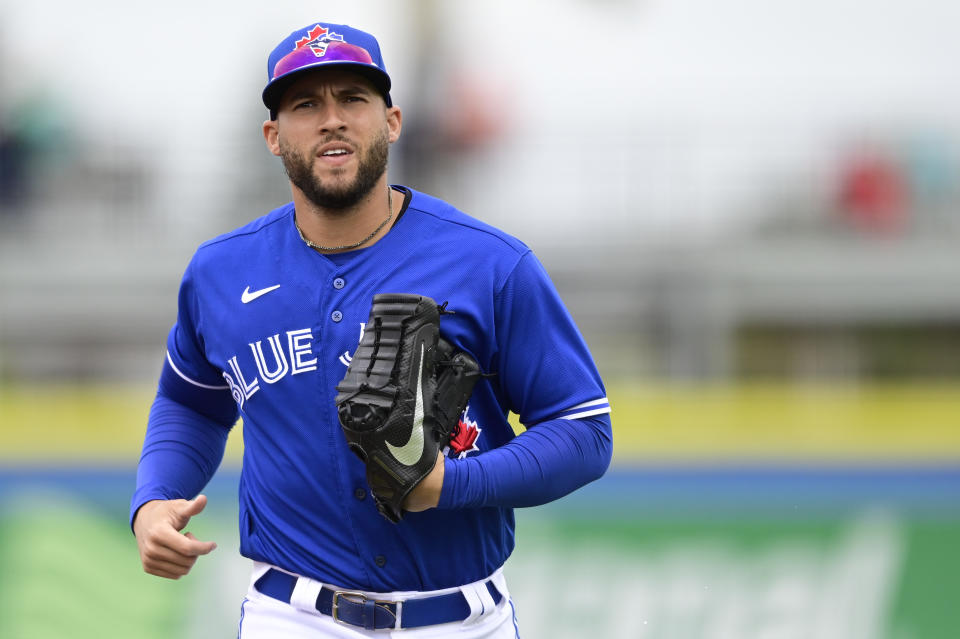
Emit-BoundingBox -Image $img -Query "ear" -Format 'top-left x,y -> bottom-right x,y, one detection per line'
263,119 -> 281,156
386,106 -> 402,144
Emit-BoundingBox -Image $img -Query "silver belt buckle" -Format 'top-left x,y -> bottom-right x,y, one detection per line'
331,590 -> 365,624
331,590 -> 398,629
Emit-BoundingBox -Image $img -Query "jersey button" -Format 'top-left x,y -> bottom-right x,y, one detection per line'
333,277 -> 346,289
374,555 -> 387,568
353,487 -> 366,500
331,310 -> 343,322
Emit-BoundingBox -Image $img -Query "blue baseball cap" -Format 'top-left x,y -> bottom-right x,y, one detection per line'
262,22 -> 392,115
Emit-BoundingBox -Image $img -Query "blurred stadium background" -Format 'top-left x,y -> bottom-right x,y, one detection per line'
2,1 -> 959,637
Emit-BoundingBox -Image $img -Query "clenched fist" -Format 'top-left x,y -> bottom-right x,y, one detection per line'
133,495 -> 217,579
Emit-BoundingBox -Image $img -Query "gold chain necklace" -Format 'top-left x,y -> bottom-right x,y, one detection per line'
296,188 -> 393,252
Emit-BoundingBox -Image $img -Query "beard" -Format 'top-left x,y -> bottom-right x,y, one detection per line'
279,128 -> 390,211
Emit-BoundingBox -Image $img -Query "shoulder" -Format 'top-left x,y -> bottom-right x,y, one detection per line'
401,187 -> 530,259
197,203 -> 295,252
185,203 -> 294,270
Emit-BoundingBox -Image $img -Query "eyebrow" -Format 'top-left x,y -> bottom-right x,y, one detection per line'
336,83 -> 375,96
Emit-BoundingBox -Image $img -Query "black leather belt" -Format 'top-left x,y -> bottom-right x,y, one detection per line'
254,568 -> 503,630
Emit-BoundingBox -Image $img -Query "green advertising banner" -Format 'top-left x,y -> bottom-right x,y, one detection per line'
1,467 -> 957,639
510,499 -> 959,638
1,383 -> 958,638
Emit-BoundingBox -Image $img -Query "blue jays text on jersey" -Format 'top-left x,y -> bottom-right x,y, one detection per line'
211,319 -> 374,408
133,186 -> 613,593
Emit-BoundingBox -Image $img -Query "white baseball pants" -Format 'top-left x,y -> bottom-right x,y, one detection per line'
237,562 -> 521,638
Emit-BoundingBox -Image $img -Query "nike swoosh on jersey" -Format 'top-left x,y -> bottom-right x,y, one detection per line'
386,343 -> 426,466
241,284 -> 281,304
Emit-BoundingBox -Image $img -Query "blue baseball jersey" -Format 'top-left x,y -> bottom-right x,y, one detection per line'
133,186 -> 612,592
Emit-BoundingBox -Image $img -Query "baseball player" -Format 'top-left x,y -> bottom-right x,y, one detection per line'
131,22 -> 612,638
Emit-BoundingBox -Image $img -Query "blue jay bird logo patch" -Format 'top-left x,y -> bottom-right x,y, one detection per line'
295,24 -> 344,57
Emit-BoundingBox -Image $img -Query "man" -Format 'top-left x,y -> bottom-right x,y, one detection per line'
132,22 -> 612,638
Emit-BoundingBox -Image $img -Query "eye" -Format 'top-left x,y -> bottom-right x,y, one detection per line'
293,100 -> 316,110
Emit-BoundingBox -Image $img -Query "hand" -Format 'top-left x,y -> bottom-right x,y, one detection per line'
403,451 -> 445,512
133,494 -> 217,579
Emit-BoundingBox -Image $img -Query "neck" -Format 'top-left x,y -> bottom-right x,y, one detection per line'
293,179 -> 394,253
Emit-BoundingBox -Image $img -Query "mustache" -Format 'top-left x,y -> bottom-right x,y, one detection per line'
313,134 -> 356,152
278,134 -> 357,157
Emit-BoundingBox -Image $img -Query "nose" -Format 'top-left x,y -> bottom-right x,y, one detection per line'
317,101 -> 347,134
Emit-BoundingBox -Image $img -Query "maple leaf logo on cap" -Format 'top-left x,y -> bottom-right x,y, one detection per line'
295,25 -> 328,48
295,24 -> 344,58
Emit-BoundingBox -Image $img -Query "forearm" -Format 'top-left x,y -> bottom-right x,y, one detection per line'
437,414 -> 612,510
130,393 -> 232,529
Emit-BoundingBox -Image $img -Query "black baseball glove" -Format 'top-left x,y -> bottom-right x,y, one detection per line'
335,294 -> 480,522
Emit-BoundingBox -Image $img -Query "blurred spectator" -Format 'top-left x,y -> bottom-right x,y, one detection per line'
837,143 -> 909,234
0,91 -> 75,215
903,132 -> 958,218
0,122 -> 28,212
